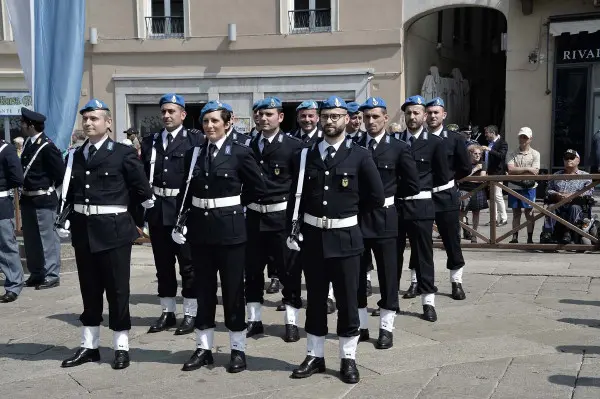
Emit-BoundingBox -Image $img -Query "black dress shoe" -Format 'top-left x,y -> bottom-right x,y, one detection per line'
375,329 -> 393,349
112,350 -> 130,370
35,278 -> 60,290
451,282 -> 466,300
291,356 -> 326,378
61,348 -> 101,368
147,312 -> 176,333
371,307 -> 380,317
366,280 -> 373,297
326,298 -> 336,314
403,282 -> 418,299
182,348 -> 214,371
422,305 -> 437,322
284,324 -> 300,343
227,350 -> 247,373
25,276 -> 43,287
266,278 -> 280,294
339,359 -> 360,384
246,321 -> 264,337
359,329 -> 370,342
0,291 -> 18,303
174,315 -> 195,335
276,301 -> 286,311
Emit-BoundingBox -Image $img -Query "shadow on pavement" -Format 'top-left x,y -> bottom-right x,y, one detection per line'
559,299 -> 600,307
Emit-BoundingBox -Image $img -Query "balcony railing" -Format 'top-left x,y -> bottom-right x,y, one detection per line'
145,16 -> 184,39
288,8 -> 332,34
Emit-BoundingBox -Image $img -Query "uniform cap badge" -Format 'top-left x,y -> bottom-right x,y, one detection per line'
171,95 -> 177,103
334,98 -> 341,107
95,100 -> 102,108
270,99 -> 276,108
372,98 -> 378,106
341,177 -> 349,188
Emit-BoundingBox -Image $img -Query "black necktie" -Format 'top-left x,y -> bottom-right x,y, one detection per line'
408,136 -> 415,147
88,145 -> 97,163
24,139 -> 32,152
207,143 -> 217,169
166,133 -> 173,150
324,146 -> 335,167
262,138 -> 270,153
368,139 -> 376,154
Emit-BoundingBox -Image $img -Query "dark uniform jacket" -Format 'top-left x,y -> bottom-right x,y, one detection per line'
228,128 -> 252,146
394,130 -> 450,220
288,138 -> 385,258
65,138 -> 153,253
481,136 -> 508,176
246,131 -> 303,232
356,133 -> 420,238
0,142 -> 24,220
141,127 -> 204,226
179,135 -> 267,246
347,130 -> 366,143
431,128 -> 471,213
20,133 -> 65,209
291,128 -> 323,148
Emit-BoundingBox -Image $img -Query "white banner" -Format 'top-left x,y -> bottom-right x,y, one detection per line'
0,92 -> 33,116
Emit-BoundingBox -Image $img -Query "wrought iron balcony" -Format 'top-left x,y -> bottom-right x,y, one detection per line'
288,8 -> 332,34
145,16 -> 184,39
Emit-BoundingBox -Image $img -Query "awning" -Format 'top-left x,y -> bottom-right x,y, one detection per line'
549,16 -> 600,36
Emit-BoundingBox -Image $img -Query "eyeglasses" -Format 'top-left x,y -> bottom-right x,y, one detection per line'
563,154 -> 577,161
320,113 -> 347,122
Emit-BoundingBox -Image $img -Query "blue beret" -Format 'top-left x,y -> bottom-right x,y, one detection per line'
296,100 -> 319,112
256,97 -> 283,110
220,102 -> 234,113
159,93 -> 185,108
21,107 -> 46,123
79,99 -> 110,115
252,100 -> 262,111
401,95 -> 426,111
199,100 -> 231,120
359,97 -> 387,111
320,96 -> 347,110
346,102 -> 360,114
425,97 -> 445,108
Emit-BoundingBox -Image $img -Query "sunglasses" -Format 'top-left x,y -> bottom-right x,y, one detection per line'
563,154 -> 577,161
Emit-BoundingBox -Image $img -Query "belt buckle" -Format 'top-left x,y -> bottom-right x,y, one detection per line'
321,216 -> 329,229
202,199 -> 209,208
261,204 -> 268,213
83,205 -> 90,216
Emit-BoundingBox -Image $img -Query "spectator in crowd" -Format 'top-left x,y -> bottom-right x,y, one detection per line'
541,149 -> 594,244
12,137 -> 24,158
124,128 -> 141,156
70,130 -> 87,149
458,143 -> 488,243
388,122 -> 402,134
506,127 -> 540,244
481,125 -> 508,226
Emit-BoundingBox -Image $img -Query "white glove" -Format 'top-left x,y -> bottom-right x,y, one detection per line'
142,198 -> 155,209
286,235 -> 302,252
57,228 -> 70,239
172,226 -> 187,245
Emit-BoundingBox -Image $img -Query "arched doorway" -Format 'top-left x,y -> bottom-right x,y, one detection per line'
403,4 -> 508,137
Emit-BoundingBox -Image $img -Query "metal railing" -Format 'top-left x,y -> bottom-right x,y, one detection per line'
288,8 -> 332,34
145,16 -> 184,39
433,174 -> 600,251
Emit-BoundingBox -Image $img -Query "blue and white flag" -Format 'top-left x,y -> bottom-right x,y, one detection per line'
7,0 -> 86,151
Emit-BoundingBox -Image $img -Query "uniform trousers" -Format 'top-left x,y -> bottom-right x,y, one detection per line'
21,204 -> 61,280
302,244 -> 360,337
192,243 -> 246,332
358,238 -> 399,311
397,219 -> 437,295
74,242 -> 132,331
245,229 -> 289,304
0,218 -> 24,295
148,223 -> 195,298
435,210 -> 465,271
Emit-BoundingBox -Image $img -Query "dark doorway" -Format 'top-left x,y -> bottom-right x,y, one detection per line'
183,103 -> 206,130
281,101 -> 301,133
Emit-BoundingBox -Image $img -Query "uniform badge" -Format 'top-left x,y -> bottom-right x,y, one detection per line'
36,138 -> 41,144
270,98 -> 276,108
278,134 -> 283,143
107,142 -> 114,151
385,135 -> 390,144
171,95 -> 177,103
225,145 -> 231,155
183,130 -> 187,138
95,99 -> 102,108
341,177 -> 349,188
372,98 -> 378,106
274,167 -> 280,176
232,132 -> 237,140
416,97 -> 422,104
346,139 -> 352,148
334,98 -> 341,107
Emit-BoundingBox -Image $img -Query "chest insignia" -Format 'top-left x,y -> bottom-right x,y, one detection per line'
341,177 -> 349,188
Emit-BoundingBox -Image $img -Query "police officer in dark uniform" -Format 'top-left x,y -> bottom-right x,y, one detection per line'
244,97 -> 303,342
249,100 -> 261,138
426,97 -> 471,300
345,102 -> 366,142
287,96 -> 384,384
59,99 -> 153,370
355,97 -> 420,348
141,93 -> 203,335
394,95 -> 450,322
0,138 -> 25,303
224,103 -> 253,146
292,100 -> 323,147
19,107 -> 65,289
173,100 -> 267,373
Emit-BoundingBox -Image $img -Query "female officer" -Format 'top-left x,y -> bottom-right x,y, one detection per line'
172,101 -> 267,373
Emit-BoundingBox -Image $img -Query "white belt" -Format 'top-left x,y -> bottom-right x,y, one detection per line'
432,179 -> 455,193
399,191 -> 432,201
247,201 -> 287,213
153,186 -> 180,197
192,195 -> 241,209
0,190 -> 10,198
383,196 -> 395,207
74,204 -> 128,215
303,213 -> 358,229
22,187 -> 55,196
